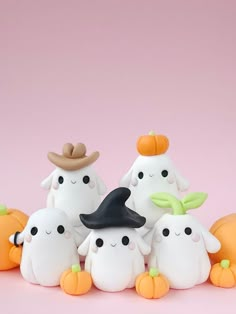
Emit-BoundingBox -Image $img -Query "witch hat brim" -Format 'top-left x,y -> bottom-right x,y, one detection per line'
80,187 -> 146,229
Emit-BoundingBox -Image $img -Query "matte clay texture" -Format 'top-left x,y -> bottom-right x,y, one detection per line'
1,1 -> 236,314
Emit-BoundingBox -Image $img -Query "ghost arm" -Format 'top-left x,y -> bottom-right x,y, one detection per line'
147,230 -> 159,269
9,231 -> 25,245
200,225 -> 221,253
46,191 -> 55,208
175,169 -> 189,192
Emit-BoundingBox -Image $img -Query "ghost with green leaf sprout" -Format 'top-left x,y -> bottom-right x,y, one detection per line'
148,192 -> 221,289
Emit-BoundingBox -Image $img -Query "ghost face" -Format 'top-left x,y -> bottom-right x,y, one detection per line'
120,155 -> 189,228
148,214 -> 220,289
41,166 -> 107,225
17,209 -> 79,286
23,209 -> 74,246
154,215 -> 203,245
79,227 -> 150,292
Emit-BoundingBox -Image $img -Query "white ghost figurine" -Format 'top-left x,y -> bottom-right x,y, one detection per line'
148,192 -> 221,289
120,132 -> 189,239
78,187 -> 151,292
9,208 -> 79,287
41,143 -> 107,245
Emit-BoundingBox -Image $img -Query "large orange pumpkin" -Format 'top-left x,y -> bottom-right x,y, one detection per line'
0,204 -> 28,270
136,131 -> 169,156
209,213 -> 236,264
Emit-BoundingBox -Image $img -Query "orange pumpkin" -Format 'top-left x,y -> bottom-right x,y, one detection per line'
135,268 -> 169,299
0,204 -> 28,270
9,244 -> 23,265
60,264 -> 92,295
210,259 -> 236,288
136,131 -> 169,156
209,213 -> 236,264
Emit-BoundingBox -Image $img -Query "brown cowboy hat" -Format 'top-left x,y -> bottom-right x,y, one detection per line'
47,143 -> 99,170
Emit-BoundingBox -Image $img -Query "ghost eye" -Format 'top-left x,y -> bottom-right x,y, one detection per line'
96,238 -> 104,248
31,227 -> 38,236
58,176 -> 64,184
57,225 -> 65,234
162,228 -> 170,237
161,170 -> 168,177
122,236 -> 129,246
83,175 -> 90,184
138,172 -> 144,179
185,227 -> 192,235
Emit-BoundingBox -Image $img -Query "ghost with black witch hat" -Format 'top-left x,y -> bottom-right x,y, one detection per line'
78,187 -> 151,292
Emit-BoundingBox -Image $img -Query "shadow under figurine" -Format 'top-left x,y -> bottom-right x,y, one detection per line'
78,187 -> 151,292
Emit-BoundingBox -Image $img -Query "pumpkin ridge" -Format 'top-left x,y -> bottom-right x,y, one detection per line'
210,215 -> 236,235
136,272 -> 148,295
153,276 -> 158,298
10,211 -> 28,229
75,271 -> 79,294
60,269 -> 71,290
230,264 -> 236,282
217,265 -> 223,287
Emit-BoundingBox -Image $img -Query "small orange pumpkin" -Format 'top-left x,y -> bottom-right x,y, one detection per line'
209,213 -> 236,264
60,264 -> 92,295
210,259 -> 236,288
136,131 -> 169,156
0,204 -> 28,270
135,268 -> 170,299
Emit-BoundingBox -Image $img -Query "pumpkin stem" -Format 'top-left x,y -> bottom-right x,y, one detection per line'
0,204 -> 7,216
149,268 -> 159,277
220,259 -> 230,269
148,131 -> 156,136
71,264 -> 81,273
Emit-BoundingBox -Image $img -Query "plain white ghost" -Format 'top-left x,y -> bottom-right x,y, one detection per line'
9,208 -> 79,287
41,143 -> 107,245
79,228 -> 150,292
148,192 -> 221,289
78,187 -> 151,292
120,133 -> 189,239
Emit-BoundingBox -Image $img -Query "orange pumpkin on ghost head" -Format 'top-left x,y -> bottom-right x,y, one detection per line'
0,204 -> 28,270
136,131 -> 169,156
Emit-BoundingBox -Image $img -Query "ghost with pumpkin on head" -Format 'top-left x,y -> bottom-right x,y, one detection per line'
78,187 -> 151,292
41,143 -> 107,245
120,132 -> 189,240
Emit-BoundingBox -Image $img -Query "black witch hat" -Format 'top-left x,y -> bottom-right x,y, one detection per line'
80,187 -> 146,229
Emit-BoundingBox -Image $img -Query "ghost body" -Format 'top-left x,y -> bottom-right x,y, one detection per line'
10,208 -> 79,287
120,154 -> 189,235
41,143 -> 107,244
148,214 -> 221,289
78,187 -> 150,292
79,227 -> 150,292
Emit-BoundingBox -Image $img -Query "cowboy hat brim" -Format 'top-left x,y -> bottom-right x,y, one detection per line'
47,151 -> 99,170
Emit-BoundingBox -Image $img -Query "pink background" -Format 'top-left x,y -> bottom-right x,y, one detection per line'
1,0 -> 236,313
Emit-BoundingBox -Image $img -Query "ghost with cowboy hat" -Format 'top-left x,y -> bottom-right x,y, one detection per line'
41,142 -> 107,245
